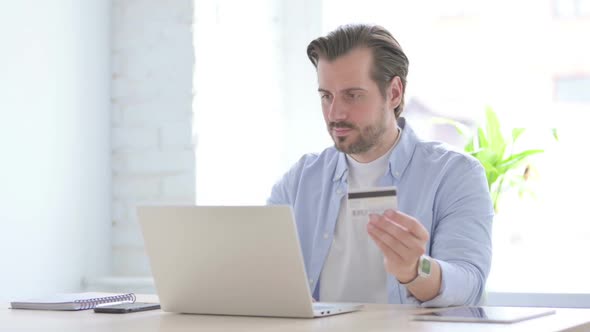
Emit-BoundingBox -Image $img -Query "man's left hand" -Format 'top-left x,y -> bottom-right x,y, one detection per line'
367,209 -> 429,283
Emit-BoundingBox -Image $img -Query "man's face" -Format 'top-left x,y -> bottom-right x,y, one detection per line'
317,47 -> 400,161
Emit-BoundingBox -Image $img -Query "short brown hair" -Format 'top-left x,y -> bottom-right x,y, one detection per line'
307,24 -> 409,118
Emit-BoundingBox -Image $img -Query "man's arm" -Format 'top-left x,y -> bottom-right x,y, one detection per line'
404,258 -> 442,301
267,166 -> 294,206
267,154 -> 312,206
367,209 -> 441,302
368,160 -> 493,306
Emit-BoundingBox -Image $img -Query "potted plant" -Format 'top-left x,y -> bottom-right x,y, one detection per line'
439,107 -> 558,212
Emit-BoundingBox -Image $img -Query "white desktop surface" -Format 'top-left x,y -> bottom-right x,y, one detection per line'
2,294 -> 590,331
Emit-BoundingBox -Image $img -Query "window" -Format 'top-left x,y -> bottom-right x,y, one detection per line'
193,0 -> 326,205
554,0 -> 590,18
555,76 -> 590,102
321,0 -> 589,295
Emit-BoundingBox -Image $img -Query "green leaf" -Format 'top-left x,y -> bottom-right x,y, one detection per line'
479,160 -> 499,189
512,128 -> 526,143
485,107 -> 506,158
496,149 -> 544,173
468,147 -> 484,156
473,149 -> 499,166
477,127 -> 488,149
460,107 -> 557,212
552,128 -> 559,142
465,138 -> 475,153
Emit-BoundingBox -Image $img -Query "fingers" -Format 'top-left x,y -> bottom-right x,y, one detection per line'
369,214 -> 422,251
367,220 -> 424,263
382,209 -> 429,242
367,224 -> 404,263
367,212 -> 428,260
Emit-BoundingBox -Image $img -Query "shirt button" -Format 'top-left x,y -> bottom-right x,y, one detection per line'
323,233 -> 329,239
309,278 -> 313,284
336,189 -> 342,194
395,171 -> 400,177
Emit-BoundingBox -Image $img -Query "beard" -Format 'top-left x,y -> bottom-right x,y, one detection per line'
328,107 -> 388,155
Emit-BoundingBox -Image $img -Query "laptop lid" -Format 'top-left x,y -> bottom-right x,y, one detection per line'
138,205 -> 317,318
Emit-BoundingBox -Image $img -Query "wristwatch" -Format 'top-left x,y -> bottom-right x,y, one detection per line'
400,255 -> 432,285
417,254 -> 432,278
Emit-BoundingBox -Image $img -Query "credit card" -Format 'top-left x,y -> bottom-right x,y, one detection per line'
348,186 -> 397,221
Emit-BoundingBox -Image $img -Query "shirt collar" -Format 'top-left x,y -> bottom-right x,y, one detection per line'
332,117 -> 418,182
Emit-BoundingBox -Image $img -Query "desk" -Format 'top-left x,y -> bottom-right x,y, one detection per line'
2,294 -> 589,331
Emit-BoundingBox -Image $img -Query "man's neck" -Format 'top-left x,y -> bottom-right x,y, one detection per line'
350,126 -> 400,163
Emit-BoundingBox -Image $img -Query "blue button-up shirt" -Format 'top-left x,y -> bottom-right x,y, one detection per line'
267,118 -> 493,307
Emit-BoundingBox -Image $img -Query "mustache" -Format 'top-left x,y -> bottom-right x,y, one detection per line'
329,122 -> 357,130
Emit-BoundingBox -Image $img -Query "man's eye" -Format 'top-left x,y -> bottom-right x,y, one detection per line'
321,94 -> 332,100
347,93 -> 362,100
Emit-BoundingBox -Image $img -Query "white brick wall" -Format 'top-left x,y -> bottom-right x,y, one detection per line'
112,128 -> 159,151
160,123 -> 194,149
111,0 -> 195,277
106,0 -> 321,286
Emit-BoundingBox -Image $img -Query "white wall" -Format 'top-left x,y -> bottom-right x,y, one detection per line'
0,0 -> 111,300
110,0 -> 195,278
280,0 -> 330,167
193,0 -> 326,206
193,0 -> 284,205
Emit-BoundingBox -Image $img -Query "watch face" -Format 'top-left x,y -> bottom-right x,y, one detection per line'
419,256 -> 431,276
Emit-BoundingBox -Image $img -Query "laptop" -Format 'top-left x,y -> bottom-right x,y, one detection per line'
138,205 -> 363,318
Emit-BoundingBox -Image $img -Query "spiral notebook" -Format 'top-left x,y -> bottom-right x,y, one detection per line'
10,292 -> 136,311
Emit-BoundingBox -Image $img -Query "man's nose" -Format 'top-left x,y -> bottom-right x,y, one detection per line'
327,97 -> 347,122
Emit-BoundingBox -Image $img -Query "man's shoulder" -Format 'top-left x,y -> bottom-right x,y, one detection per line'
274,147 -> 340,197
413,138 -> 480,171
292,146 -> 340,170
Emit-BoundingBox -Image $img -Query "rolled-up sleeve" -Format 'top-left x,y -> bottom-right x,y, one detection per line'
414,159 -> 494,307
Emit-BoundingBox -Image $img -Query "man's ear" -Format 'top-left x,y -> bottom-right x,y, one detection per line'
388,76 -> 403,111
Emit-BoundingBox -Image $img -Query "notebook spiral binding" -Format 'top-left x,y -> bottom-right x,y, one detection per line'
75,293 -> 136,310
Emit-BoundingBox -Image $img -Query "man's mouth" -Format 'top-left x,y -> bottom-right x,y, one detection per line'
330,122 -> 356,137
332,127 -> 353,137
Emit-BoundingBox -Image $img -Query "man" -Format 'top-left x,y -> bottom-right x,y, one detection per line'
268,24 -> 493,307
